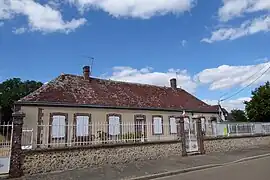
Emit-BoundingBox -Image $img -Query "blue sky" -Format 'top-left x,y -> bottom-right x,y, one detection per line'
0,0 -> 270,111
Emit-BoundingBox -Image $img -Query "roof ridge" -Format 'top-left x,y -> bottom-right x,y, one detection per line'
63,74 -> 180,90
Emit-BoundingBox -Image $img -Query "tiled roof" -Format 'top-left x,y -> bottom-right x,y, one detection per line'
18,74 -> 218,113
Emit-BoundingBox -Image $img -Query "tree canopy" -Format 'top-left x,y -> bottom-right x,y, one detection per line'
245,81 -> 270,122
230,109 -> 248,122
0,78 -> 42,122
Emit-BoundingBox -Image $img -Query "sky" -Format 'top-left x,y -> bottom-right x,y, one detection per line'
0,0 -> 270,111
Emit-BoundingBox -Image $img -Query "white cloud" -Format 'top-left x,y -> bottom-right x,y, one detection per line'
181,39 -> 187,47
105,66 -> 197,93
204,97 -> 251,112
202,15 -> 270,43
12,27 -> 27,34
219,0 -> 270,22
68,0 -> 196,19
195,61 -> 270,90
0,0 -> 86,34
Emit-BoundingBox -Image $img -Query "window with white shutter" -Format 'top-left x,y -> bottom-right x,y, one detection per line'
169,117 -> 177,134
52,115 -> 66,138
76,116 -> 90,137
153,116 -> 163,135
108,115 -> 121,135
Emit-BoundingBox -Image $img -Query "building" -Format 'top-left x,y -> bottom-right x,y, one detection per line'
16,66 -> 219,148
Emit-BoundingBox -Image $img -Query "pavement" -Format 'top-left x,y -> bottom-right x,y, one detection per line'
14,146 -> 270,180
155,156 -> 270,180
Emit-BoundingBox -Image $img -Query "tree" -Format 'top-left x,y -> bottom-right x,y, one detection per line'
230,109 -> 248,122
0,78 -> 42,122
245,81 -> 270,122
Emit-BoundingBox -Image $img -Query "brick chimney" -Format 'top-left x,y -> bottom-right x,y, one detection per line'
170,78 -> 177,89
83,66 -> 90,80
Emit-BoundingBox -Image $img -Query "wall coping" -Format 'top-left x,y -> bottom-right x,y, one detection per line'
23,140 -> 181,154
204,134 -> 270,141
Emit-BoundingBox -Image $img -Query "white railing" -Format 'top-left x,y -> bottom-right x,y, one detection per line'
34,123 -> 180,149
208,122 -> 270,138
0,123 -> 13,157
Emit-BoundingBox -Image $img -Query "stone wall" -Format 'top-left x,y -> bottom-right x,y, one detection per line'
204,135 -> 270,153
23,142 -> 182,175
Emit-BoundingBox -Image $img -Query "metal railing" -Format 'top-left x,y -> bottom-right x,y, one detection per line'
208,122 -> 270,138
33,123 -> 179,149
0,122 -> 13,157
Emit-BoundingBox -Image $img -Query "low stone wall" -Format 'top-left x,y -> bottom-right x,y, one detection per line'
204,135 -> 270,153
23,141 -> 182,175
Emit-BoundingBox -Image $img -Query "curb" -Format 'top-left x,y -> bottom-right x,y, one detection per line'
129,153 -> 270,180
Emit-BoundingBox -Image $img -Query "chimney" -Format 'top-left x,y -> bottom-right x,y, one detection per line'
170,78 -> 177,89
83,66 -> 90,80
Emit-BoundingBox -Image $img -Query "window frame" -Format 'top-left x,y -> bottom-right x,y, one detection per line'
73,113 -> 91,141
106,113 -> 122,136
152,115 -> 164,135
168,116 -> 177,135
49,112 -> 68,145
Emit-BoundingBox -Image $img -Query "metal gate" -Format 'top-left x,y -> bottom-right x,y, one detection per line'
0,123 -> 13,175
184,117 -> 199,153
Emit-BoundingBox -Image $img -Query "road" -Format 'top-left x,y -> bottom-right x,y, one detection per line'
155,156 -> 270,180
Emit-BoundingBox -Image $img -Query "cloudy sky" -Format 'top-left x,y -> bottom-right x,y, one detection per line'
1,0 -> 270,111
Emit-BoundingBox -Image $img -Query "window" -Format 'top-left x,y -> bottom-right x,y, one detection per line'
76,116 -> 90,137
108,114 -> 121,136
201,117 -> 206,131
169,117 -> 177,134
184,117 -> 190,131
51,115 -> 66,138
152,116 -> 163,135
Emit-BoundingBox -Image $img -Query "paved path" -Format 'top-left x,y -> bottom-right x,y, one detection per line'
156,156 -> 270,180
15,146 -> 270,180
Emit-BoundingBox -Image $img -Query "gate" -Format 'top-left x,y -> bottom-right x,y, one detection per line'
184,117 -> 199,153
0,123 -> 13,175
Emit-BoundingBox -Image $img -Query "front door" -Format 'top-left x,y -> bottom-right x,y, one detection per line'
134,115 -> 147,142
184,118 -> 199,153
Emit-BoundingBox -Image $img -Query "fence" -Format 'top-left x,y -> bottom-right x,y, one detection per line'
23,123 -> 180,149
0,123 -> 13,157
210,122 -> 270,137
20,121 -> 270,150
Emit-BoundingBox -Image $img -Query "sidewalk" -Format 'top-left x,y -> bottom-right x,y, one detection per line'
16,146 -> 270,180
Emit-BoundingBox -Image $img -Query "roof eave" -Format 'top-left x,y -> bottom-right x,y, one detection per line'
15,101 -> 219,114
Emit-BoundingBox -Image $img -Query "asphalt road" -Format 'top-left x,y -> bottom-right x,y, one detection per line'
155,156 -> 270,180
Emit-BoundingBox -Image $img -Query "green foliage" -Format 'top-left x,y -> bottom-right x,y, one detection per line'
245,81 -> 270,122
230,109 -> 248,122
0,78 -> 42,122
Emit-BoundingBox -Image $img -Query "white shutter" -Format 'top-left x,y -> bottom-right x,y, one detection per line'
76,116 -> 89,136
201,117 -> 206,131
184,117 -> 190,130
109,116 -> 120,135
169,117 -> 177,134
153,117 -> 162,134
52,115 -> 66,138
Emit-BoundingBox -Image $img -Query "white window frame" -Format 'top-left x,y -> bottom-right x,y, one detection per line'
108,115 -> 121,136
51,115 -> 66,139
169,117 -> 177,134
153,116 -> 163,135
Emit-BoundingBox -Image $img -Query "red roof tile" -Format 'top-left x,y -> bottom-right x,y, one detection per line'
18,74 -> 218,113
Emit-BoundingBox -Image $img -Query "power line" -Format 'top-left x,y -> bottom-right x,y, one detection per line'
219,63 -> 268,100
220,62 -> 270,102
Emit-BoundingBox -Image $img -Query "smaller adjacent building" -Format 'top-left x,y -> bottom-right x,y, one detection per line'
16,66 -> 219,148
